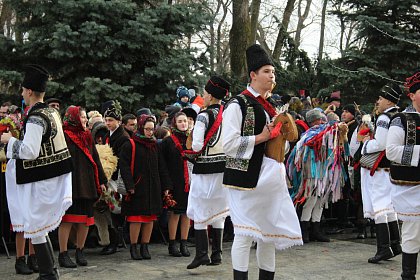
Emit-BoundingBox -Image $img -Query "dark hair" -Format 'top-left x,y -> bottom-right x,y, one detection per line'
122,113 -> 136,125
154,126 -> 170,139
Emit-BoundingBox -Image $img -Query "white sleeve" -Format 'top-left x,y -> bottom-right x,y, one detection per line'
222,101 -> 255,159
386,116 -> 420,167
6,116 -> 45,160
362,114 -> 390,154
192,112 -> 208,152
349,126 -> 361,158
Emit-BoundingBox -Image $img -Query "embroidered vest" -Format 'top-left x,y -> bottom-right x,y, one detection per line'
16,103 -> 72,184
223,94 -> 267,190
390,112 -> 420,186
193,104 -> 226,174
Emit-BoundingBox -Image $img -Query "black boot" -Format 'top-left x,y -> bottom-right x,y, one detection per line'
27,254 -> 39,272
140,243 -> 151,260
130,244 -> 142,260
369,220 -> 376,238
310,222 -> 330,242
15,256 -> 33,275
401,252 -> 417,280
75,248 -> 87,266
300,221 -> 310,243
34,242 -> 58,280
357,224 -> 367,239
180,239 -> 190,257
100,228 -> 118,255
233,269 -> 248,280
168,240 -> 182,257
388,221 -> 402,257
209,228 -> 223,265
187,230 -> 210,269
368,223 -> 394,263
58,251 -> 77,268
259,268 -> 275,280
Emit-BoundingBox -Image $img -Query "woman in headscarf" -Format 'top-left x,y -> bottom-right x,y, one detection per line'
119,115 -> 168,260
58,106 -> 107,268
159,112 -> 191,257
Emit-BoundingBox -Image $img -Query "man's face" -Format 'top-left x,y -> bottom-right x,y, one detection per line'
49,102 -> 60,110
251,65 -> 276,93
409,89 -> 420,112
341,110 -> 354,122
124,118 -> 137,132
203,90 -> 212,107
105,117 -> 119,131
0,106 -> 8,119
21,87 -> 31,107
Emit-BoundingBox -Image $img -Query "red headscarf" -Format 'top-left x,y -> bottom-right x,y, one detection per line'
132,114 -> 157,150
63,106 -> 92,147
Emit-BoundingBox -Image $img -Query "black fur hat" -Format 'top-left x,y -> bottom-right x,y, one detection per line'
204,76 -> 230,100
246,44 -> 274,77
22,64 -> 50,92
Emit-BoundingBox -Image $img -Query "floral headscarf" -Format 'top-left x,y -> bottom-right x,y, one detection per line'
63,106 -> 92,147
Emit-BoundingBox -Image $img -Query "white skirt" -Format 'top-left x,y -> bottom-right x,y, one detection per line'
226,157 -> 303,250
187,172 -> 229,225
391,183 -> 420,222
6,159 -> 73,239
361,168 -> 396,220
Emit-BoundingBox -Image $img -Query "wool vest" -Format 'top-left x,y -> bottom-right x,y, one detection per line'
193,104 -> 226,174
16,103 -> 72,184
390,112 -> 420,186
223,94 -> 267,190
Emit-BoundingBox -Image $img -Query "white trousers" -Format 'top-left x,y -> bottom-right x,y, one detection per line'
300,195 -> 323,222
231,235 -> 275,272
194,217 -> 225,230
401,221 -> 420,254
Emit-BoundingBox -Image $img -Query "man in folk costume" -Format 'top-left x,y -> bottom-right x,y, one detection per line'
298,109 -> 331,243
386,71 -> 420,280
360,83 -> 402,263
222,44 -> 302,280
101,100 -> 130,255
1,65 -> 73,280
186,76 -> 230,269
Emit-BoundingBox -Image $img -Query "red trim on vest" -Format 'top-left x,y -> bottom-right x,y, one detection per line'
242,90 -> 277,118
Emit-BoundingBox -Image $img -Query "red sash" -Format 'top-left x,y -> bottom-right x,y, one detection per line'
170,134 -> 190,193
242,90 -> 277,118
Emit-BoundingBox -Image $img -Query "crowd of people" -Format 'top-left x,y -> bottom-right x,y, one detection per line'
0,46 -> 419,280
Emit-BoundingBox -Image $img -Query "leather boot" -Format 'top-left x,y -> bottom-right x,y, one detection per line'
130,244 -> 142,260
233,269 -> 248,280
58,251 -> 77,268
100,227 -> 118,255
75,248 -> 87,266
15,256 -> 33,275
368,223 -> 394,263
401,252 -> 417,280
168,240 -> 182,257
27,254 -> 39,272
140,243 -> 151,260
310,222 -> 330,242
300,221 -> 310,243
187,230 -> 210,269
180,239 -> 190,257
357,224 -> 367,239
259,268 -> 275,280
34,242 -> 58,280
209,228 -> 223,265
388,221 -> 402,257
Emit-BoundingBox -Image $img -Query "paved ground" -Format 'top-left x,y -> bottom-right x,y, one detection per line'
0,232 -> 418,280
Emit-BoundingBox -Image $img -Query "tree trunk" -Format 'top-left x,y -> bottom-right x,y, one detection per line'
229,0 -> 250,81
249,0 -> 261,44
272,0 -> 296,61
0,1 -> 12,36
216,0 -> 229,73
318,0 -> 328,61
294,0 -> 312,49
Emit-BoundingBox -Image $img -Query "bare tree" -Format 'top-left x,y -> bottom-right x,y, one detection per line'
318,0 -> 328,60
272,0 -> 296,61
249,0 -> 261,44
229,0 -> 250,80
294,0 -> 312,49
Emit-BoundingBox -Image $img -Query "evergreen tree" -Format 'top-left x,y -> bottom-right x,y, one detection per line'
0,0 -> 209,112
318,0 -> 419,107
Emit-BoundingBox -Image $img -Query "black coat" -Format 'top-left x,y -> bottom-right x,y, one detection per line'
120,140 -> 169,216
159,134 -> 189,213
65,136 -> 107,200
105,125 -> 130,180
